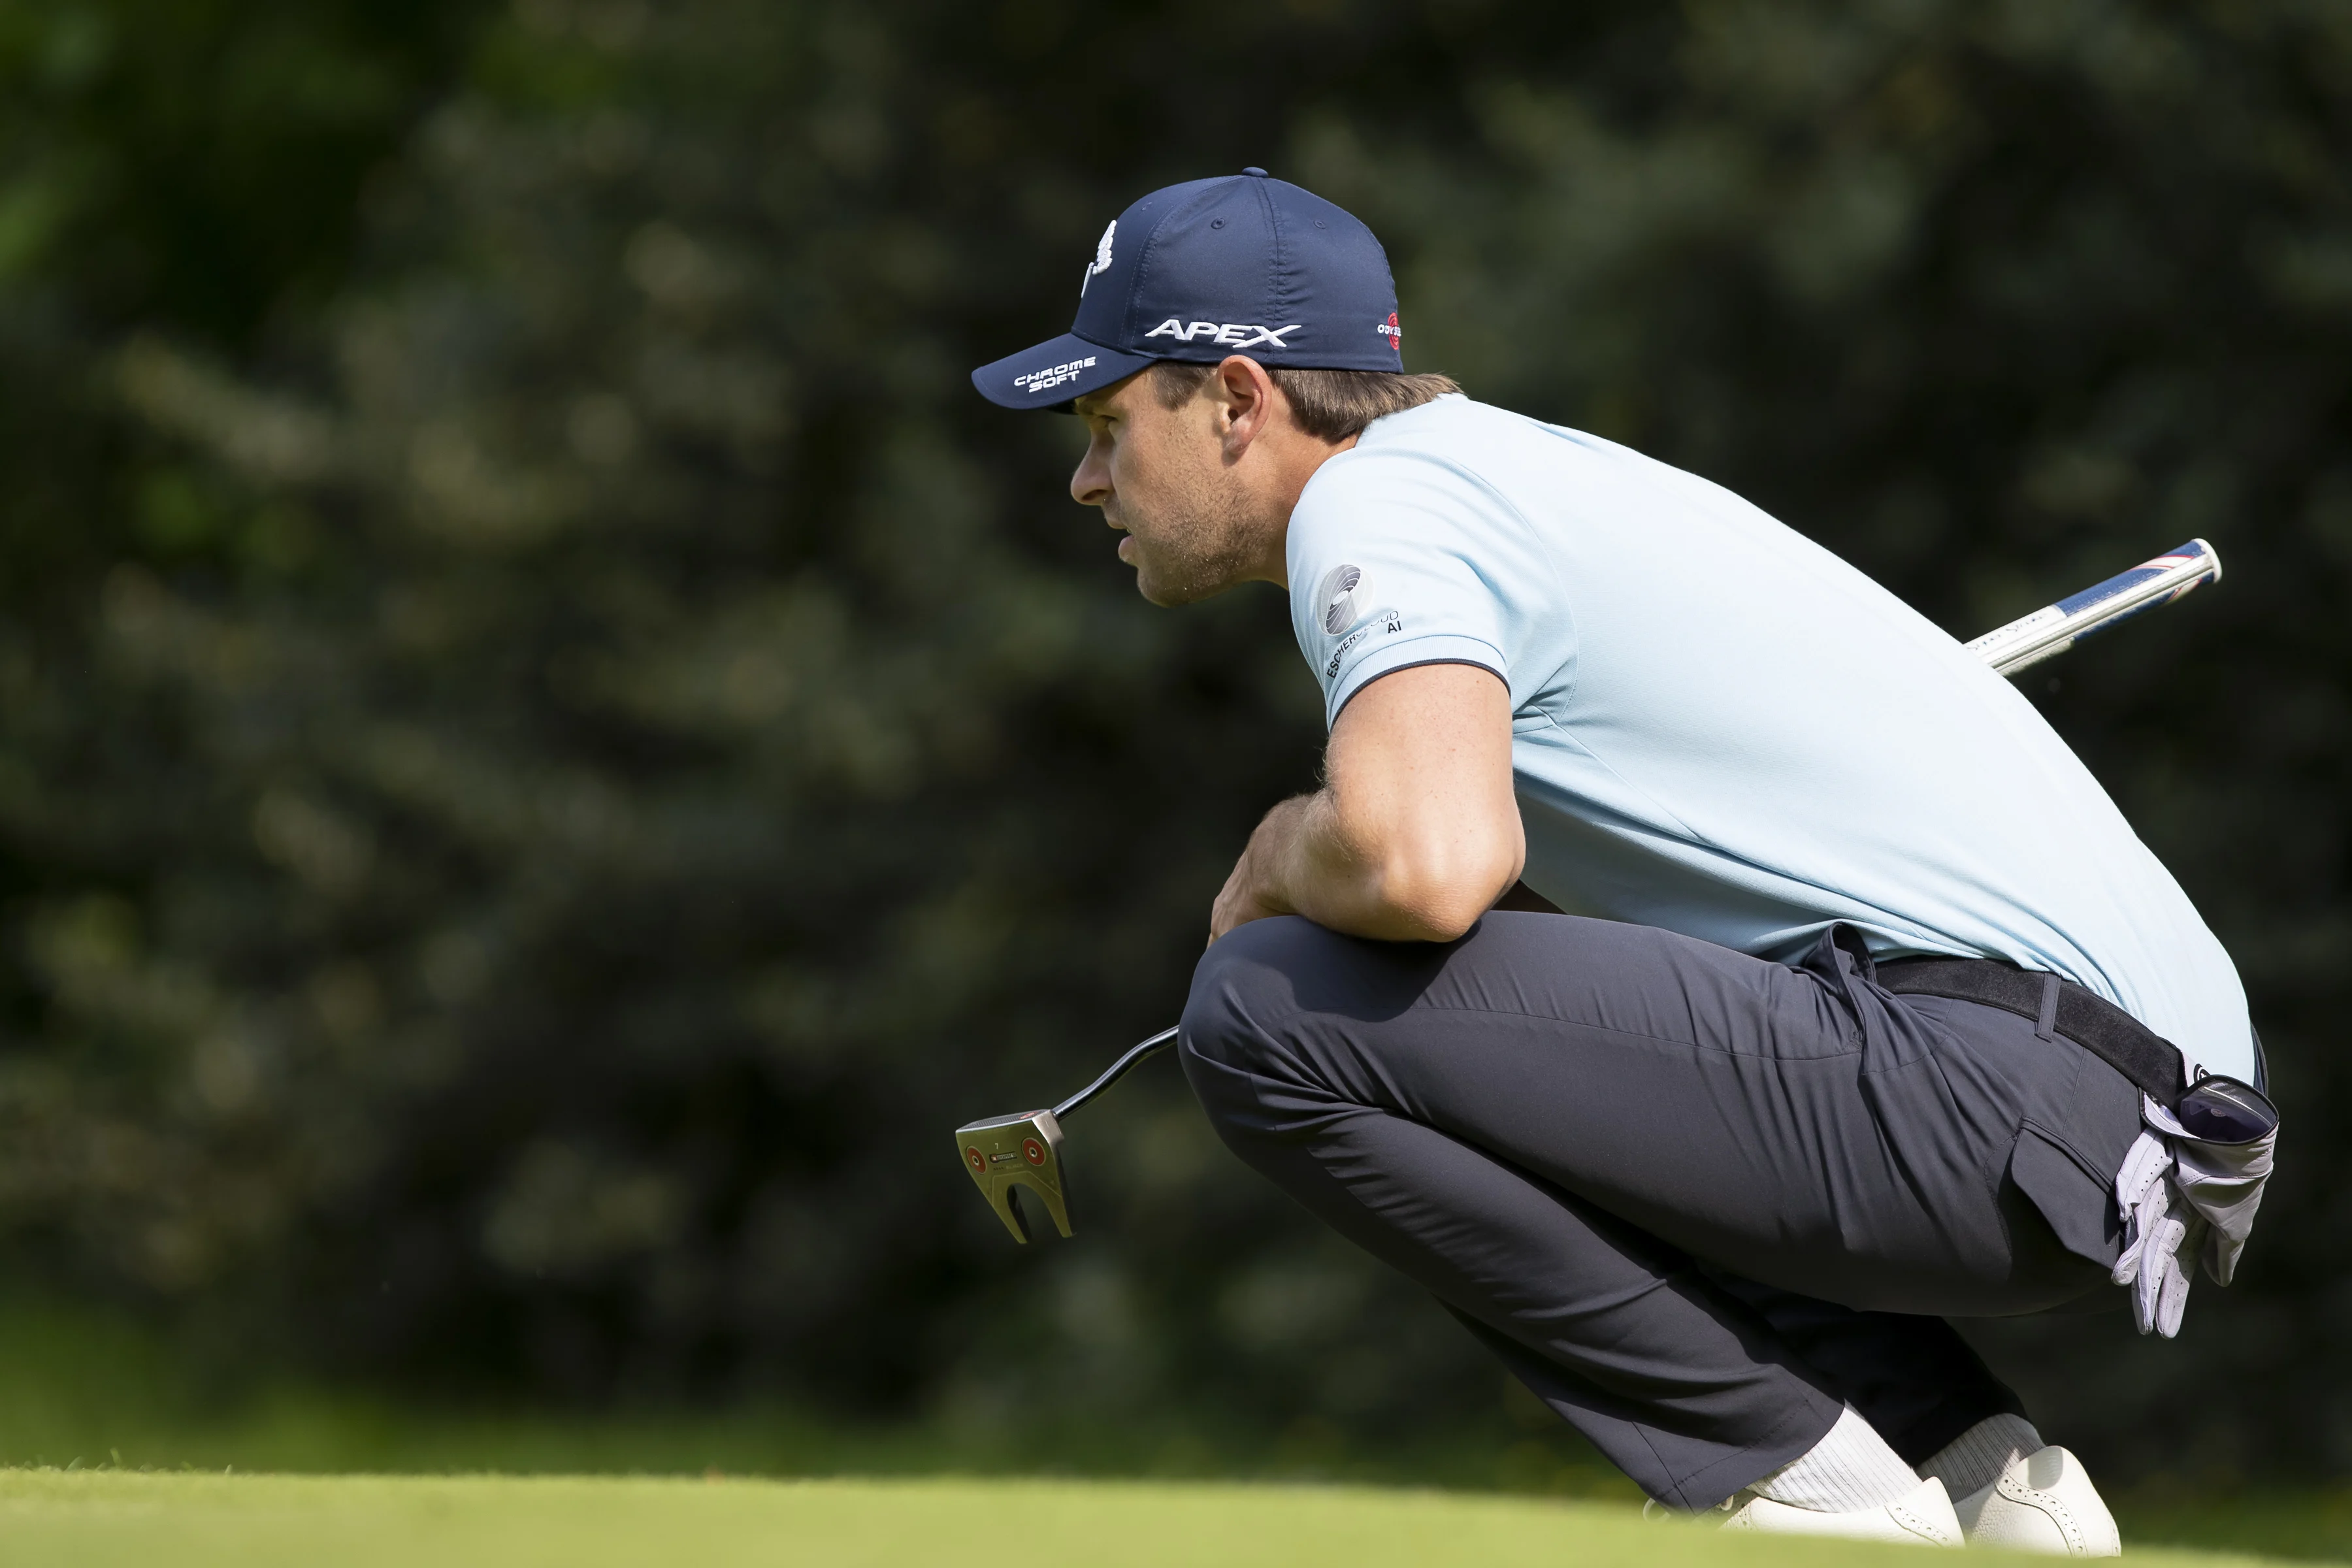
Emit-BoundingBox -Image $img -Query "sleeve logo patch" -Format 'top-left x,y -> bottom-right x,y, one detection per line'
1318,563 -> 1366,635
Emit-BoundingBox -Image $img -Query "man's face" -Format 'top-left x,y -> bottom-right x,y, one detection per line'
1070,370 -> 1261,606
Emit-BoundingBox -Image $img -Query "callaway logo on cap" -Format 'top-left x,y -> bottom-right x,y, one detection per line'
972,167 -> 1404,410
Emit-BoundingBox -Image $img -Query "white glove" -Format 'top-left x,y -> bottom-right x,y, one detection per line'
2110,1101 -> 2277,1336
2111,1129 -> 2198,1337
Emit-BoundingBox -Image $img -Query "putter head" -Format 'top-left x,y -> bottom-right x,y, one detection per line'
955,1108 -> 1071,1243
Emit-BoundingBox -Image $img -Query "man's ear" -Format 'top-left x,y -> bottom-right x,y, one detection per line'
1215,355 -> 1282,456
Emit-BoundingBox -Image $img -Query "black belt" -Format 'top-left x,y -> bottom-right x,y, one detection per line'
1874,956 -> 2187,1105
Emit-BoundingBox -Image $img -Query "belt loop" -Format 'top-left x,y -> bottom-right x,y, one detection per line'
2035,972 -> 2061,1042
1829,923 -> 1878,984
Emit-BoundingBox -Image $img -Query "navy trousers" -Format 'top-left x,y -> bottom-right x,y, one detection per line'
1179,913 -> 2143,1509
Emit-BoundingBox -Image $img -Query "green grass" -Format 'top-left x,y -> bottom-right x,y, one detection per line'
0,1294 -> 1632,1494
0,1470 -> 2299,1568
0,1295 -> 2343,1563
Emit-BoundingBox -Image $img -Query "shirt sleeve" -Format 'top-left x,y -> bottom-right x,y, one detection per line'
1286,445 -> 1550,728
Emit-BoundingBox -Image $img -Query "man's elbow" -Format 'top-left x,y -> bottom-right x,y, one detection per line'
1382,896 -> 1490,945
1370,843 -> 1523,943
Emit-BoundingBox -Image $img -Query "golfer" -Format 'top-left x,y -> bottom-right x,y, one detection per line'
972,171 -> 2275,1553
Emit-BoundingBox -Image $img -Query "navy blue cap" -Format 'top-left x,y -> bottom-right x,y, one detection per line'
972,169 -> 1404,410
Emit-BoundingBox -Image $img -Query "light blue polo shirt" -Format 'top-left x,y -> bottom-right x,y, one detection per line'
1285,395 -> 2254,1081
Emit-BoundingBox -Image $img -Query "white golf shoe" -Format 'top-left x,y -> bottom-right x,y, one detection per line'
1720,1474 -> 1963,1548
1952,1444 -> 2122,1557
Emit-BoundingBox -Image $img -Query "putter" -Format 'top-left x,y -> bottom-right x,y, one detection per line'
955,1026 -> 1178,1241
955,539 -> 2223,1243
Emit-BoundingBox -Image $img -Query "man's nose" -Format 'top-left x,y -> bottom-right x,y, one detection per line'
1070,443 -> 1111,508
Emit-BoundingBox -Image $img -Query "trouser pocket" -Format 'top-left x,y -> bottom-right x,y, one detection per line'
2008,1119 -> 2125,1272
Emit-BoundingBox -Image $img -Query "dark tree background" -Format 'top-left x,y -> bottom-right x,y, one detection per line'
2,0 -> 2349,1484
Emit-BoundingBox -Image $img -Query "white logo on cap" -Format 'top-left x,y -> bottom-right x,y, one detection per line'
1143,319 -> 1301,349
1079,220 -> 1116,297
1015,355 -> 1098,394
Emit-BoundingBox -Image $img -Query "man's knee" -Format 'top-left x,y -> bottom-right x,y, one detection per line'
1180,915 -> 1373,1152
1179,916 -> 1308,1080
1181,914 -> 1446,1143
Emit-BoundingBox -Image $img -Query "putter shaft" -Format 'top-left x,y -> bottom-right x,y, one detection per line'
1054,1025 -> 1180,1119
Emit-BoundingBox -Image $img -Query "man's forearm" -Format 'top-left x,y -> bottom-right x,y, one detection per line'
1215,787 -> 1518,944
1207,662 -> 1525,945
1241,791 -> 1394,936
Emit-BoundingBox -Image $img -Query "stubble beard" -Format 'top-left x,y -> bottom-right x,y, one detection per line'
1119,471 -> 1262,608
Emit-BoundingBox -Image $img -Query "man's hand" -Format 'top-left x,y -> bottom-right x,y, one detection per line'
1207,794 -> 1309,939
1209,662 -> 1524,944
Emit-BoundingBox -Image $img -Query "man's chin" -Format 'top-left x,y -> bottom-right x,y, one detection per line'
1124,536 -> 1252,606
1132,566 -> 1224,608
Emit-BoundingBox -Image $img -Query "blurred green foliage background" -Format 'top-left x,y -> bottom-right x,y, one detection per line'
0,0 -> 2348,1512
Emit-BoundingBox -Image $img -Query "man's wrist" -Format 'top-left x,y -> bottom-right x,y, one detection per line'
1249,794 -> 1322,917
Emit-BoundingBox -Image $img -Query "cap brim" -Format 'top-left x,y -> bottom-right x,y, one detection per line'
970,333 -> 1158,412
